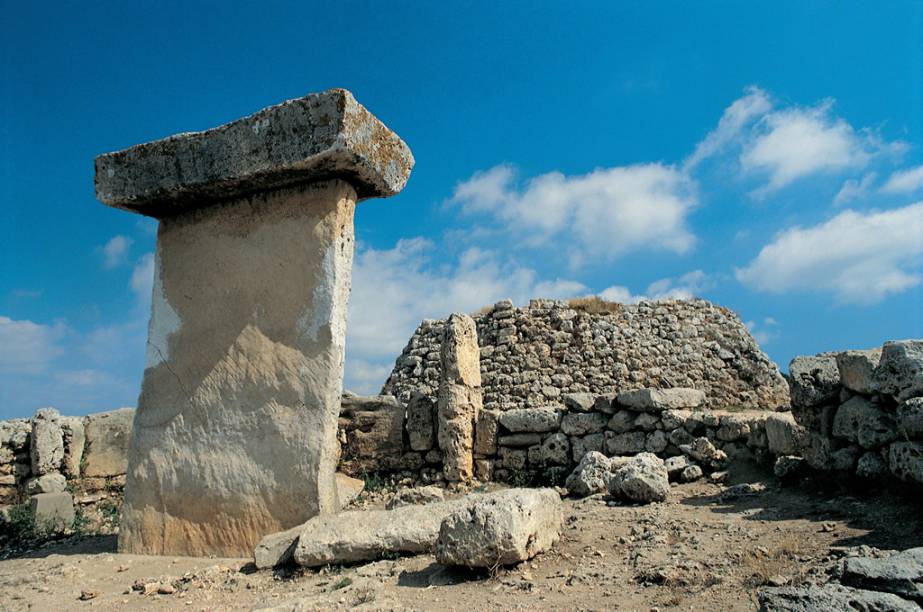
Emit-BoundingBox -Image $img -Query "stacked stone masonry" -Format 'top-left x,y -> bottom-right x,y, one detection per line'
382,298 -> 790,413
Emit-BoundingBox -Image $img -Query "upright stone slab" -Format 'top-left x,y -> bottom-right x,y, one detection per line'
438,313 -> 482,482
94,89 -> 413,556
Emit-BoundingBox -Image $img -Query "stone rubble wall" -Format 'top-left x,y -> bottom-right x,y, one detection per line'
786,340 -> 923,484
382,298 -> 791,413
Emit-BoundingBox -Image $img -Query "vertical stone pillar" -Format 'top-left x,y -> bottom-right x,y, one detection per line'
438,313 -> 482,482
94,89 -> 413,556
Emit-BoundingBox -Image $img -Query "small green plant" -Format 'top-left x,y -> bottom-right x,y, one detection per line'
99,501 -> 120,526
1,503 -> 62,548
71,507 -> 92,534
104,477 -> 121,493
361,472 -> 385,492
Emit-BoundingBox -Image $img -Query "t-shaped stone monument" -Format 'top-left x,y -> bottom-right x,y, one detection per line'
94,89 -> 413,556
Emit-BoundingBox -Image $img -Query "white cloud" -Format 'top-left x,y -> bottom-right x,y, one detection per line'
881,165 -> 923,194
741,100 -> 879,196
345,239 -> 586,393
102,235 -> 133,269
736,202 -> 923,304
0,316 -> 67,374
450,163 -> 696,262
834,173 -> 877,206
130,253 -> 155,306
746,317 -> 780,346
685,86 -> 771,170
598,270 -> 713,305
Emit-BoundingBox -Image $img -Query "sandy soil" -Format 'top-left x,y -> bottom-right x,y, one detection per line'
1,464 -> 920,611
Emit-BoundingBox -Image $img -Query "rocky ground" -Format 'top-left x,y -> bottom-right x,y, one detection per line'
1,462 -> 920,611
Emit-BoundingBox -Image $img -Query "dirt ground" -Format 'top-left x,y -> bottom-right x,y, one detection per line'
1,463 -> 921,611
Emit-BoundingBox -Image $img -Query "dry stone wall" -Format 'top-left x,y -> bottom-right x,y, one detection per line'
382,298 -> 790,413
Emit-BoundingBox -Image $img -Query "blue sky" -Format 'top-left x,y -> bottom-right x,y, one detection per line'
2,2 -> 922,420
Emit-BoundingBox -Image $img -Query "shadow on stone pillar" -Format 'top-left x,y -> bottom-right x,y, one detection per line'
94,89 -> 413,556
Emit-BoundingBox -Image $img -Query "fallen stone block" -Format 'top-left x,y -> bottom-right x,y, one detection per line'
758,584 -> 918,611
842,547 -> 923,603
664,455 -> 691,481
609,452 -> 670,503
616,388 -> 705,412
565,451 -> 617,497
435,488 -> 562,568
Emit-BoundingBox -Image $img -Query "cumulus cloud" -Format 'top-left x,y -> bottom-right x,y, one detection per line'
834,173 -> 877,206
735,202 -> 923,304
746,317 -> 780,346
881,165 -> 923,194
130,253 -> 155,307
685,86 -> 772,170
0,316 -> 67,374
345,238 -> 586,393
598,270 -> 713,305
102,235 -> 133,269
449,163 -> 697,263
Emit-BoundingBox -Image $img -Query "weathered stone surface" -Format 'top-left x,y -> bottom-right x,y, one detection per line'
833,396 -> 897,449
645,430 -> 668,453
435,488 -> 562,568
889,442 -> 923,484
606,431 -> 647,455
386,485 -> 446,509
339,394 -> 404,475
758,584 -> 918,611
292,499 -> 465,567
83,408 -> 134,478
406,391 -> 436,452
30,492 -> 74,532
765,413 -> 806,456
664,455 -> 691,480
95,89 -> 414,217
335,472 -> 364,510
498,433 -> 542,447
661,409 -> 690,431
774,455 -> 805,478
875,340 -> 923,401
594,394 -> 617,414
716,415 -> 751,441
609,453 -> 670,503
565,451 -> 614,497
254,525 -> 302,569
571,432 -> 605,464
499,407 -> 561,433
118,180 -> 359,557
25,473 -> 67,495
30,408 -> 63,476
680,464 -> 703,482
897,398 -> 923,439
560,412 -> 608,436
842,547 -> 923,603
438,314 -> 482,482
633,412 -> 659,432
856,452 -> 888,478
59,416 -> 85,479
617,388 -> 706,412
788,354 -> 841,408
679,437 -> 726,466
607,410 -> 635,433
528,433 -> 570,466
837,349 -> 882,395
563,393 -> 596,413
474,408 -> 500,456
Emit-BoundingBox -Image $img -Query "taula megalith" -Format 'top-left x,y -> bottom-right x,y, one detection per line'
94,89 -> 413,556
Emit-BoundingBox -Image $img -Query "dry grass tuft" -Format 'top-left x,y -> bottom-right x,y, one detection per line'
567,296 -> 624,315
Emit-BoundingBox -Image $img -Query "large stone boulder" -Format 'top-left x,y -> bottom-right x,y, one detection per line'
837,349 -> 882,395
435,488 -> 562,568
832,396 -> 897,449
788,354 -> 840,408
83,408 -> 134,478
842,547 -> 923,603
897,398 -> 923,439
758,584 -> 918,611
30,408 -> 64,476
564,451 -> 618,497
616,388 -> 705,412
765,413 -> 807,455
875,340 -> 923,401
609,453 -> 670,503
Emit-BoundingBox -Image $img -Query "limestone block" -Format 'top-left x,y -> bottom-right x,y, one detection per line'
841,546 -> 923,603
59,416 -> 85,479
874,340 -> 923,401
386,485 -> 445,509
889,442 -> 923,484
406,391 -> 436,451
435,488 -> 562,568
645,430 -> 668,454
25,473 -> 67,495
593,394 -> 617,414
30,492 -> 74,532
836,349 -> 882,395
606,431 -> 647,455
498,433 -> 542,447
565,451 -> 615,497
30,408 -> 63,476
661,410 -> 690,431
758,584 -> 918,612
570,432 -> 605,464
897,398 -> 923,439
95,89 -> 414,217
617,388 -> 705,412
679,437 -> 727,466
609,453 -> 670,503
292,497 -> 471,567
716,415 -> 751,442
607,410 -> 635,434
83,408 -> 134,478
499,407 -> 562,433
664,455 -> 691,480
765,413 -> 807,455
680,465 -> 703,482
474,409 -> 500,456
339,395 -> 405,474
560,412 -> 607,436
562,393 -> 596,413
633,413 -> 659,432
832,396 -> 897,449
438,314 -> 482,482
527,433 -> 569,466
335,472 -> 364,510
789,353 -> 843,409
